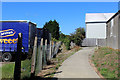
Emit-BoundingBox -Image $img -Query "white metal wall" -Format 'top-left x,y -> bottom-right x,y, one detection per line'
86,23 -> 106,39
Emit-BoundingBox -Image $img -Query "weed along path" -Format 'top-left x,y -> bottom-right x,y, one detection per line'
54,47 -> 101,78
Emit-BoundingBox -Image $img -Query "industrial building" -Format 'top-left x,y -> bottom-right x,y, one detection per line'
82,13 -> 114,47
106,10 -> 120,49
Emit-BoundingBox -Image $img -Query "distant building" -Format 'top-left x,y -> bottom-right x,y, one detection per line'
85,13 -> 114,39
82,13 -> 114,46
106,10 -> 120,49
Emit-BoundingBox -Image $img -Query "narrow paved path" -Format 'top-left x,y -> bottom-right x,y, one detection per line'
54,47 -> 100,78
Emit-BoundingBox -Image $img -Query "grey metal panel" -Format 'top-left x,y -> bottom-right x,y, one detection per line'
86,23 -> 106,38
118,13 -> 120,49
82,38 -> 107,47
82,38 -> 97,47
106,13 -> 119,49
97,39 -> 106,47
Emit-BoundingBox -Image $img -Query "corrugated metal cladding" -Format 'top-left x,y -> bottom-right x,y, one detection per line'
106,11 -> 120,49
97,39 -> 106,47
82,38 -> 97,47
82,38 -> 106,47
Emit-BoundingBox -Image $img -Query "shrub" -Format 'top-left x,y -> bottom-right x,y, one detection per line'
63,37 -> 71,50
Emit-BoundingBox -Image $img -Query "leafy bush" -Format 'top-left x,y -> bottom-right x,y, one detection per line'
70,27 -> 85,46
63,37 -> 71,50
58,27 -> 85,50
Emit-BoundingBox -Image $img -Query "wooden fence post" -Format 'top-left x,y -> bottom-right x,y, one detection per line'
48,40 -> 52,61
14,33 -> 22,80
43,39 -> 47,66
52,41 -> 56,58
48,33 -> 52,61
52,41 -> 62,58
35,38 -> 43,75
31,36 -> 37,76
40,38 -> 44,69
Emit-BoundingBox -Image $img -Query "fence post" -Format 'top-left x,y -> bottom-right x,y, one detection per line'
41,38 -> 44,69
48,33 -> 51,61
48,40 -> 52,61
35,38 -> 43,75
52,41 -> 56,58
31,36 -> 37,76
14,33 -> 22,80
43,39 -> 47,66
53,41 -> 57,58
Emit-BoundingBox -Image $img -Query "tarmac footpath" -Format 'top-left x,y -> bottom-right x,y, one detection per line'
54,47 -> 102,79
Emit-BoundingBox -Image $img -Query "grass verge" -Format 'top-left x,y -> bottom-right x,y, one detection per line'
92,47 -> 119,80
1,59 -> 31,79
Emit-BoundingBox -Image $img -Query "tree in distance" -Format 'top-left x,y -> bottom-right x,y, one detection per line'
70,27 -> 85,46
43,20 -> 60,40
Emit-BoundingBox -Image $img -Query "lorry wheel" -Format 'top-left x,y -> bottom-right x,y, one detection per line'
2,53 -> 12,62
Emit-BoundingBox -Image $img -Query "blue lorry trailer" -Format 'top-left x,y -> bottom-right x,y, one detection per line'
0,20 -> 36,62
